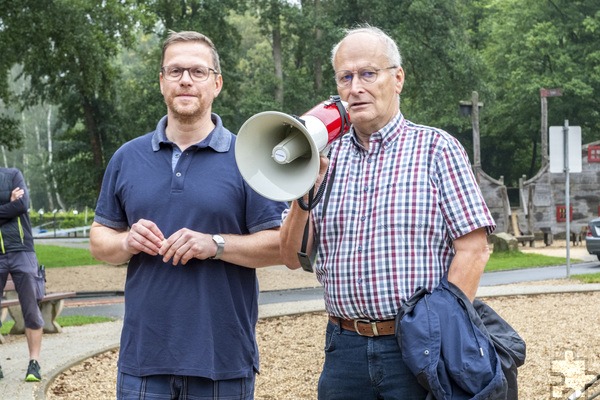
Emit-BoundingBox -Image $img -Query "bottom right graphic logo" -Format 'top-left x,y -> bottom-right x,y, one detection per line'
551,350 -> 600,399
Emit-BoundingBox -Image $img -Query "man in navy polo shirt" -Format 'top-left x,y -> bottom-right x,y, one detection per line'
90,31 -> 286,400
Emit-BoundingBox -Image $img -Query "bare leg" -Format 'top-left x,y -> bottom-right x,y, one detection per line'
25,327 -> 42,360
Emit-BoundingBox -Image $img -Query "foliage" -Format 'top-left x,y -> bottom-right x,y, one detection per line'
52,126 -> 105,209
112,33 -> 166,147
33,209 -> 95,229
0,0 -> 152,200
145,0 -> 247,131
0,114 -> 21,150
34,244 -> 100,268
479,0 -> 600,185
1,0 -> 599,208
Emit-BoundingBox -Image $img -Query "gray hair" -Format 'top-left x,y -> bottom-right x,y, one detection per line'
161,30 -> 221,73
330,25 -> 402,68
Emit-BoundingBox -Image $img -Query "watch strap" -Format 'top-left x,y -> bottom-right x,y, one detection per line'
210,234 -> 225,260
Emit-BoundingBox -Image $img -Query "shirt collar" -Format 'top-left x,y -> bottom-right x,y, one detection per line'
348,111 -> 405,149
151,113 -> 231,152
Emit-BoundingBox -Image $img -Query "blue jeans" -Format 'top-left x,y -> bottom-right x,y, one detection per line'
318,320 -> 428,400
117,371 -> 255,400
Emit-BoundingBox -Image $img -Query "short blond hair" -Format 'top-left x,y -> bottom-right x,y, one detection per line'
161,30 -> 221,72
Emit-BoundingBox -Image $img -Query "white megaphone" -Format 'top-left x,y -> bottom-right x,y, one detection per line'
235,96 -> 350,202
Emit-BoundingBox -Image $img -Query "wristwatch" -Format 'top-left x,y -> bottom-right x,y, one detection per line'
210,234 -> 225,260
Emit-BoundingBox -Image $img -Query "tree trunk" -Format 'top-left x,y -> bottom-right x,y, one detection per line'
82,99 -> 105,193
34,123 -> 53,211
269,0 -> 284,106
313,0 -> 323,92
1,146 -> 7,168
272,25 -> 284,106
33,110 -> 53,210
46,108 -> 65,210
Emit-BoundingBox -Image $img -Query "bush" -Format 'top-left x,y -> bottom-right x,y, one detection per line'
30,208 -> 95,229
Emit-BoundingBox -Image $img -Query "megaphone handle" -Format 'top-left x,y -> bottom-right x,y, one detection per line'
297,187 -> 316,273
296,159 -> 338,273
297,144 -> 335,211
297,176 -> 326,211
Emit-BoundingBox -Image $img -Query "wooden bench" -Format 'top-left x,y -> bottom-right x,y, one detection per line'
1,275 -> 76,344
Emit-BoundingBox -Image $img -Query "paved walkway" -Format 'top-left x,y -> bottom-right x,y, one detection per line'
0,298 -> 332,400
1,241 -> 598,399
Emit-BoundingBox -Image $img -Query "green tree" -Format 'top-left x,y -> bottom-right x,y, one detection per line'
0,1 -> 147,206
228,11 -> 283,118
303,0 -> 485,151
0,115 -> 21,151
236,1 -> 328,118
480,0 -> 600,185
142,0 -> 246,130
0,66 -> 67,211
3,0 -> 597,211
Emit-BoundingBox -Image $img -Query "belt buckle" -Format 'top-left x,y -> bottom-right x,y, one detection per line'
353,319 -> 379,337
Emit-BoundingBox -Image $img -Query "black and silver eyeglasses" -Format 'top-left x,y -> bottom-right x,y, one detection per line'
334,66 -> 398,88
161,65 -> 220,82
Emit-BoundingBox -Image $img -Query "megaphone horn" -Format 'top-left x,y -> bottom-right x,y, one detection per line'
235,96 -> 350,202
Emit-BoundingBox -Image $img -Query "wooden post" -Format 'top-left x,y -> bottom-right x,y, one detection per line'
471,91 -> 481,169
541,95 -> 548,168
540,88 -> 562,169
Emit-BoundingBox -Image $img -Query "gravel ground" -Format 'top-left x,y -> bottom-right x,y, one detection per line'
45,292 -> 600,400
42,242 -> 600,399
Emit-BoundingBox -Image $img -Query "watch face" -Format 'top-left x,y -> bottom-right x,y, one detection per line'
213,235 -> 225,244
211,235 -> 225,260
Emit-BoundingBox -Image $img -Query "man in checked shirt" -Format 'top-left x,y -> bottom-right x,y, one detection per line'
280,24 -> 496,399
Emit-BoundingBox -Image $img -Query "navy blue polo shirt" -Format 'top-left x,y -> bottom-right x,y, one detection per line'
94,114 -> 287,380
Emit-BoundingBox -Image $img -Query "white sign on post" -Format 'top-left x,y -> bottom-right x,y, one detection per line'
549,125 -> 582,173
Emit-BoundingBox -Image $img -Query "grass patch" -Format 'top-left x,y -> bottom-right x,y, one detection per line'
571,272 -> 600,284
485,251 -> 580,272
34,244 -> 101,268
0,315 -> 114,335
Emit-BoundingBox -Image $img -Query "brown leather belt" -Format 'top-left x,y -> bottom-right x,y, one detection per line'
329,316 -> 395,337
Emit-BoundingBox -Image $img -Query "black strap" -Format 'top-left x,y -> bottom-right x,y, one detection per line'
295,95 -> 349,273
297,162 -> 337,272
296,169 -> 328,211
332,95 -> 350,138
297,186 -> 315,271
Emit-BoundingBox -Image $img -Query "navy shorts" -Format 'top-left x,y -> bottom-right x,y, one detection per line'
0,251 -> 44,329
